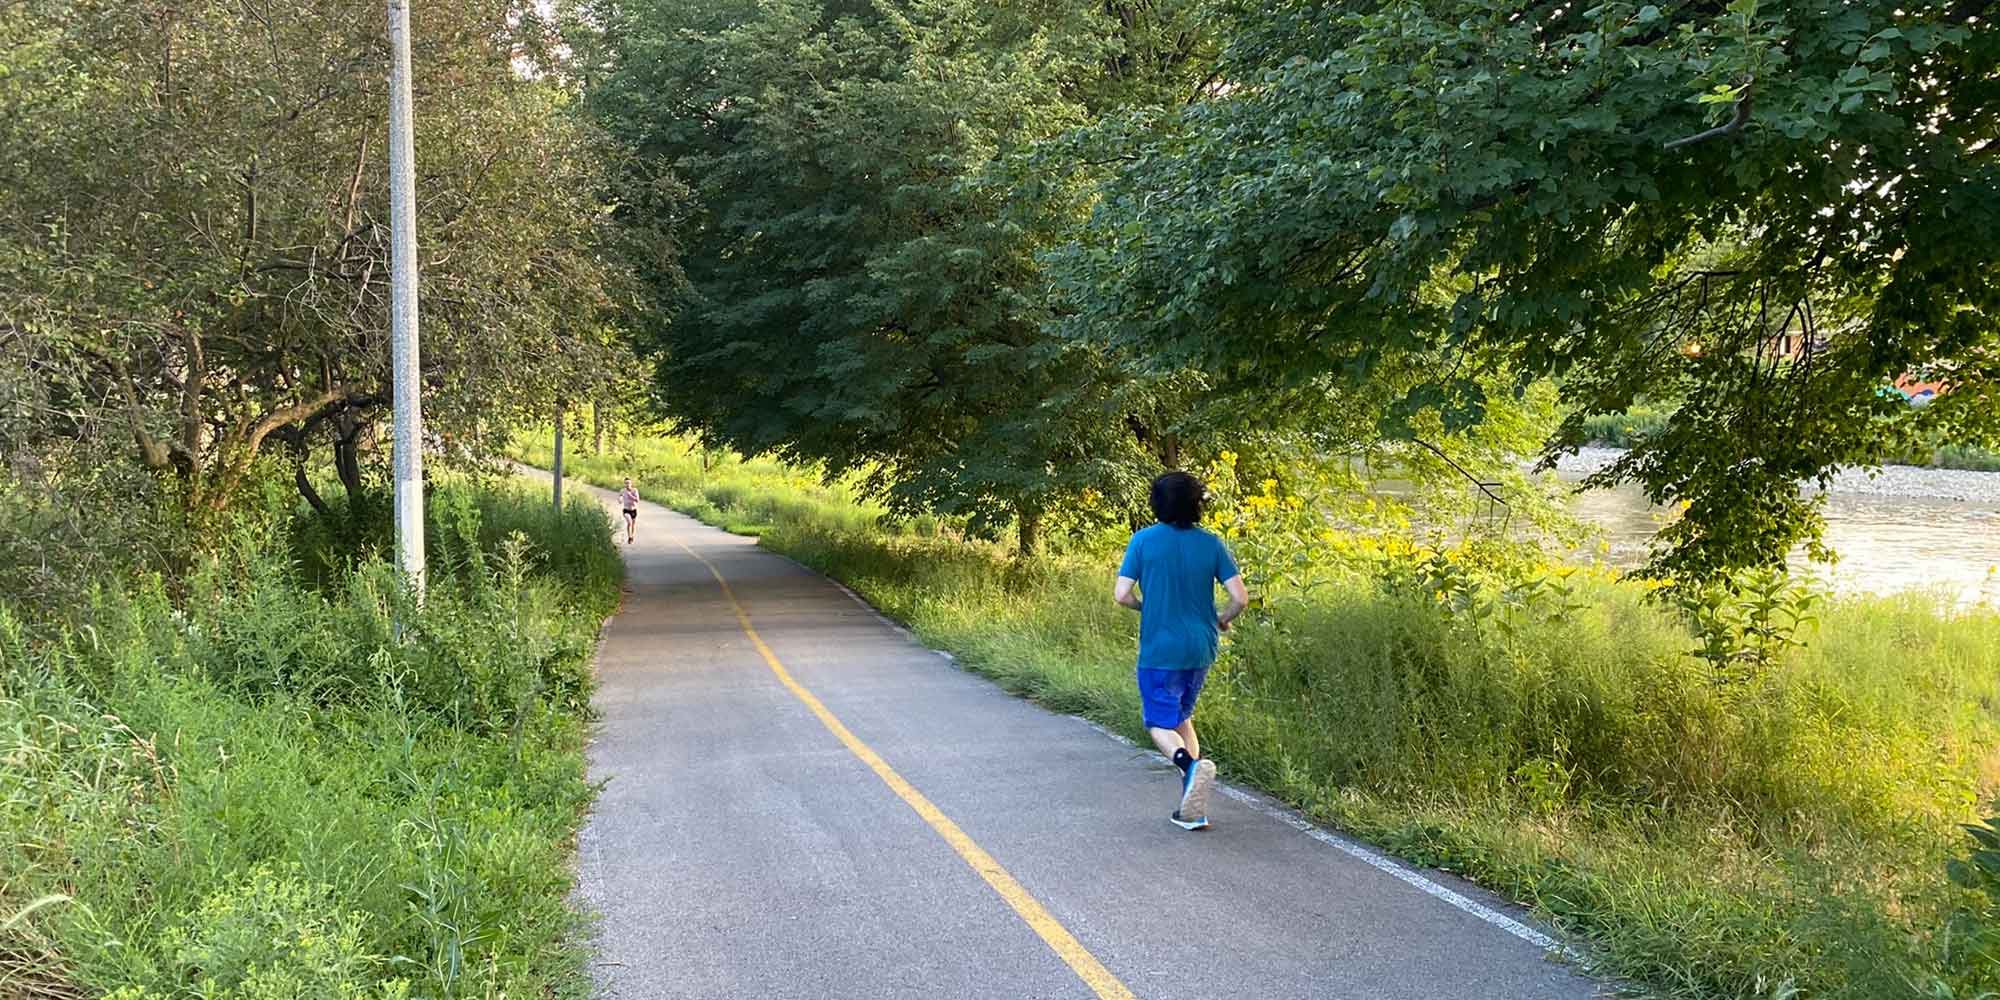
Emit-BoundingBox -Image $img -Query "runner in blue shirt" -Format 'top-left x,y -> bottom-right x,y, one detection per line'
1114,471 -> 1249,830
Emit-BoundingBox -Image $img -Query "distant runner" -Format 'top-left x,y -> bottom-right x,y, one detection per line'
1114,470 -> 1250,830
620,477 -> 640,544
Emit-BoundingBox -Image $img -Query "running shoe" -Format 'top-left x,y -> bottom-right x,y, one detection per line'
1178,757 -> 1216,823
1169,810 -> 1210,831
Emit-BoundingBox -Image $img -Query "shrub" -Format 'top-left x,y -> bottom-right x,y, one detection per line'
0,475 -> 615,1000
139,865 -> 388,1000
1937,816 -> 2000,998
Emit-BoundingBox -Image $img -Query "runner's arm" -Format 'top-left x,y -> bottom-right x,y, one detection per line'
1114,576 -> 1142,611
1217,575 -> 1249,631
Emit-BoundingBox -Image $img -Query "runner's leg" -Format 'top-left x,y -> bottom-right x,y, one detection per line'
1174,719 -> 1200,761
1172,668 -> 1216,822
1174,667 -> 1208,759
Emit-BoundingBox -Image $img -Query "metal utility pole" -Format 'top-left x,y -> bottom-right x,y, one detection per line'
387,0 -> 426,600
552,400 -> 566,511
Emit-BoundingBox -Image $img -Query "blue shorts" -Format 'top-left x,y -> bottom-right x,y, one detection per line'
1136,666 -> 1209,730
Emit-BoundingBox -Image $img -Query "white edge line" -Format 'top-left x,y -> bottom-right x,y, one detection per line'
1214,784 -> 1571,956
1071,717 -> 1577,961
717,523 -> 1579,963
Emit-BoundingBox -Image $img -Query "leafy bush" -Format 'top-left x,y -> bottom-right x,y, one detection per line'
1671,567 -> 1822,681
0,462 -> 184,636
1936,816 -> 2000,998
121,865 -> 389,1000
0,476 -> 616,1000
1927,444 -> 2000,474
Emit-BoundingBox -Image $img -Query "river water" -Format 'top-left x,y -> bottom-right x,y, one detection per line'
1554,447 -> 2000,606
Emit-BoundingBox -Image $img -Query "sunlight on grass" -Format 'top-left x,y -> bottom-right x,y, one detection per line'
524,432 -> 2000,999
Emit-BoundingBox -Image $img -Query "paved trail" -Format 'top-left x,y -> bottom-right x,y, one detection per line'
556,474 -> 1603,1000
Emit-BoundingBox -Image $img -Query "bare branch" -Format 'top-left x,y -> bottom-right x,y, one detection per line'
1664,82 -> 1755,151
1186,69 -> 1223,105
109,357 -> 172,470
1411,438 -> 1508,507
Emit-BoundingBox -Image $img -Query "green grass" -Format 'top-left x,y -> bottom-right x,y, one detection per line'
527,432 -> 2000,1000
1579,406 -> 1673,449
1932,444 -> 2000,473
1,474 -> 618,1000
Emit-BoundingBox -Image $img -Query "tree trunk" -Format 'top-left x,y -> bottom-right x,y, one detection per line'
111,359 -> 172,470
295,464 -> 330,516
593,400 -> 606,456
1124,415 -> 1182,469
1017,506 -> 1041,558
179,326 -> 205,473
333,413 -> 364,498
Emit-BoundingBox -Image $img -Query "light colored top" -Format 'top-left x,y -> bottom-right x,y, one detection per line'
621,485 -> 639,509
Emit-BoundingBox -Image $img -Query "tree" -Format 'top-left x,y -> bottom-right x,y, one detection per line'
0,0 -> 640,517
1046,0 -> 1999,578
580,0 -> 1214,550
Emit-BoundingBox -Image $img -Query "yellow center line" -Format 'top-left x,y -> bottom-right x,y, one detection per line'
668,536 -> 1139,1000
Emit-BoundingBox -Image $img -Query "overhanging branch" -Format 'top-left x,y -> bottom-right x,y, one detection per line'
1664,82 -> 1755,151
1412,438 -> 1507,508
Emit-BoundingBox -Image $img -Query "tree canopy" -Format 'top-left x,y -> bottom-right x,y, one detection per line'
582,0 -> 1996,571
578,0 -> 1218,548
12,0 -> 1988,573
1046,0 -> 1999,577
1,0 -> 641,515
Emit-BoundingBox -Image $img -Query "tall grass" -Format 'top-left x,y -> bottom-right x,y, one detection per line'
530,433 -> 2000,1000
1578,406 -> 1673,449
0,475 -> 618,1000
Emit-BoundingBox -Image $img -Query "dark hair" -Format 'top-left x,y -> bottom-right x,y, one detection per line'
1149,471 -> 1204,528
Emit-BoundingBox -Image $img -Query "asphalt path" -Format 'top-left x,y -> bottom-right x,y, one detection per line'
554,473 -> 1606,1000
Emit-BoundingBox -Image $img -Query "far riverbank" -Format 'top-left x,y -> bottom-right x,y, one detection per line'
1556,446 -> 2000,605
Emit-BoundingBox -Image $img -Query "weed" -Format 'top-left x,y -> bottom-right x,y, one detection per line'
0,475 -> 615,1000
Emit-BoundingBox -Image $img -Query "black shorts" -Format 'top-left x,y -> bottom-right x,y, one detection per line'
622,508 -> 637,520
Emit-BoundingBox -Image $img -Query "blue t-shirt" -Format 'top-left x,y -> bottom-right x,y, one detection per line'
1118,523 -> 1241,672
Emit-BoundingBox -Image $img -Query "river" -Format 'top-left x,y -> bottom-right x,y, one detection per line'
1554,447 -> 2000,606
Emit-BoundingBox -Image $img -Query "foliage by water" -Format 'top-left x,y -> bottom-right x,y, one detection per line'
1583,406 -> 2000,474
0,476 -> 618,1000
536,433 -> 2000,1000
